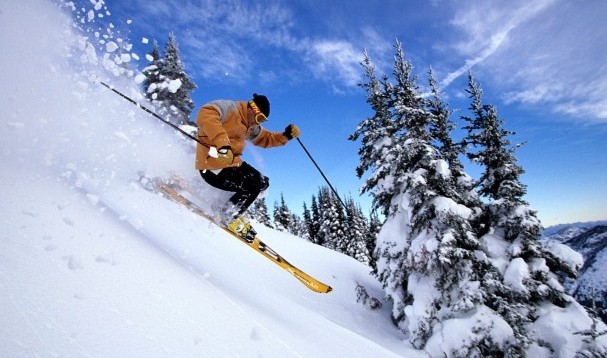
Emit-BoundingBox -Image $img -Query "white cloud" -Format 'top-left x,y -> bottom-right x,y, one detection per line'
441,0 -> 555,88
125,0 -> 298,83
443,0 -> 607,122
309,40 -> 363,87
305,27 -> 392,90
118,0 -> 386,90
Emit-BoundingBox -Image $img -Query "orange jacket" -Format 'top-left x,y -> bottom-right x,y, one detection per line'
195,100 -> 289,170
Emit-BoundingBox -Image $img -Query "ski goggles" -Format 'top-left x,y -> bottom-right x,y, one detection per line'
248,100 -> 268,124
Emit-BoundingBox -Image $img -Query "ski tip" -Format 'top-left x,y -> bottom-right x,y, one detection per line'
310,285 -> 332,294
314,283 -> 332,293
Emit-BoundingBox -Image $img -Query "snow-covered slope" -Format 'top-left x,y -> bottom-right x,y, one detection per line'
0,1 -> 425,357
567,226 -> 607,306
544,224 -> 607,322
2,160 -> 420,358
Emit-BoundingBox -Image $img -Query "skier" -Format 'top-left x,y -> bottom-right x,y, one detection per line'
195,94 -> 300,240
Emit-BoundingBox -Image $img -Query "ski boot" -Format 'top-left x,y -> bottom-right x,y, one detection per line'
225,216 -> 257,243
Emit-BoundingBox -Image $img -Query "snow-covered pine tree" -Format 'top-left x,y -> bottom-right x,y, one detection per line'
288,212 -> 309,239
309,196 -> 322,246
576,298 -> 607,357
357,41 -> 513,356
153,33 -> 196,125
427,67 -> 483,236
141,39 -> 162,103
350,50 -> 398,216
427,68 -> 464,176
345,197 -> 371,265
352,42 -> 411,324
273,194 -> 292,232
461,71 -> 526,229
367,41 -> 424,338
316,186 -> 347,252
302,202 -> 314,242
251,197 -> 273,229
463,72 -> 607,356
367,210 -> 382,271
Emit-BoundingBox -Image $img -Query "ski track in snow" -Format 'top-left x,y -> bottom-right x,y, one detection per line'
68,175 -> 307,357
1,168 -> 313,357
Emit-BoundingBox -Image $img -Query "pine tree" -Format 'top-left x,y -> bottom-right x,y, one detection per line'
350,50 -> 398,216
273,194 -> 292,232
365,39 -> 429,334
153,33 -> 196,125
427,67 -> 464,174
344,197 -> 371,265
462,72 -> 526,204
309,196 -> 322,245
357,42 -> 512,355
427,67 -> 483,242
316,186 -> 347,252
302,202 -> 314,242
576,297 -> 607,357
367,210 -> 382,271
462,72 -> 606,356
141,40 -> 162,102
251,197 -> 273,228
289,213 -> 308,239
352,42 -> 418,327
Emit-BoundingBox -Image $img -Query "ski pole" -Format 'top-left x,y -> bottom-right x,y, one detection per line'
99,81 -> 209,148
296,137 -> 347,210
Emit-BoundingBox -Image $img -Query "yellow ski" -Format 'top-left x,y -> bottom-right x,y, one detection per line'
152,179 -> 332,294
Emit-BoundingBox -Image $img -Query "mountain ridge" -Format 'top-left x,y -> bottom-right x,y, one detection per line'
544,223 -> 607,322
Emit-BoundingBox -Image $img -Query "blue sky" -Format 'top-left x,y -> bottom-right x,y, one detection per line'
86,0 -> 606,227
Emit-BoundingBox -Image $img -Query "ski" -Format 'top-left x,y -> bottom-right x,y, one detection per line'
144,177 -> 333,294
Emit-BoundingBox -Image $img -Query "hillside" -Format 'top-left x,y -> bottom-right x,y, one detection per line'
2,159 -> 425,358
544,224 -> 607,321
0,1 -> 430,357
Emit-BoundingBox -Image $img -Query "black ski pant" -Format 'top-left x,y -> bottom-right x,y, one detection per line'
200,161 -> 269,222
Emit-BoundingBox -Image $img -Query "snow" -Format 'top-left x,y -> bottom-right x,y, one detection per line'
134,73 -> 146,84
404,273 -> 441,333
425,306 -> 514,357
119,53 -> 131,63
0,1 -> 423,357
3,1 -> 606,357
208,146 -> 219,158
167,78 -> 183,93
503,257 -> 530,293
430,196 -> 472,219
105,41 -> 118,53
433,159 -> 450,178
542,239 -> 584,272
479,232 -> 511,273
532,301 -> 598,358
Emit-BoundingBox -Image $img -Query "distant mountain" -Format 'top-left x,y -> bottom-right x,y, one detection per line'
542,220 -> 607,237
543,222 -> 607,322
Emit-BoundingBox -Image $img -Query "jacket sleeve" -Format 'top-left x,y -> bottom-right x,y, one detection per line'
250,127 -> 289,148
197,103 -> 230,148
